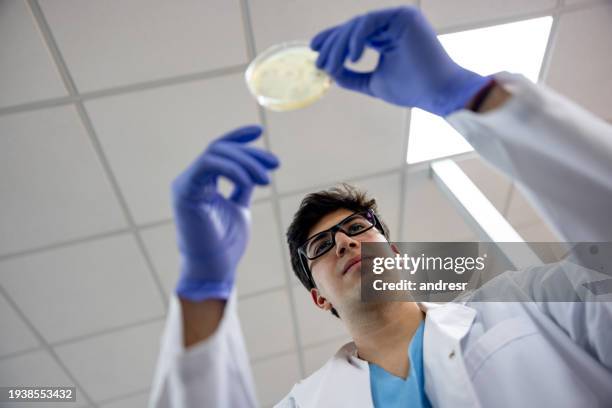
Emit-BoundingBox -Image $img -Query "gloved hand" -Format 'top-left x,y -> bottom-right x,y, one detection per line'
311,6 -> 490,116
171,125 -> 280,302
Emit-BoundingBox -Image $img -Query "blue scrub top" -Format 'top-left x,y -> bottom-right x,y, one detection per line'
369,320 -> 431,408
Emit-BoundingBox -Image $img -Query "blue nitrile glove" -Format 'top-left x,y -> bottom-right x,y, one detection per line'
171,125 -> 280,302
311,6 -> 490,116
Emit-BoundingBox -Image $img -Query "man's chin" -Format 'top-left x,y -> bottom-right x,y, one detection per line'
342,276 -> 363,303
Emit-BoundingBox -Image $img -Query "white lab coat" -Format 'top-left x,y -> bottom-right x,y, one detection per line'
149,73 -> 612,407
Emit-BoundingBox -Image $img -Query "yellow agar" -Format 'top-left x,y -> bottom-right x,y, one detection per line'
247,47 -> 331,111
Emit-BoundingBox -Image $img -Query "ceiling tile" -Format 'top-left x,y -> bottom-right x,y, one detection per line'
0,0 -> 67,109
516,221 -> 560,243
277,170 -> 402,234
140,201 -> 286,298
303,337 -> 351,376
506,184 -> 547,228
565,0 -> 600,4
98,392 -> 150,408
0,234 -> 165,343
39,0 -> 247,92
138,224 -> 177,298
422,0 -> 556,30
86,74 -> 267,225
0,292 -> 39,357
544,3 -> 612,120
235,202 -> 287,296
457,156 -> 512,213
352,173 -> 402,241
54,321 -> 164,403
266,87 -> 405,193
0,106 -> 127,255
251,352 -> 300,407
276,191 -> 305,287
238,289 -> 296,359
292,284 -> 349,347
249,0 -> 415,52
506,185 -> 563,243
0,350 -> 88,407
402,170 -> 477,241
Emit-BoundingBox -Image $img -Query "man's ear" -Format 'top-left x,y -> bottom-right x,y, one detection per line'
310,287 -> 333,312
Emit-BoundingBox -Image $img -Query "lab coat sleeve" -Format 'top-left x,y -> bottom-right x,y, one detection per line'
149,292 -> 258,408
446,72 -> 612,242
504,261 -> 612,371
447,73 -> 612,371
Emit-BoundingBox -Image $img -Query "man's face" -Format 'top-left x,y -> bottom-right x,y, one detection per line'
306,208 -> 391,316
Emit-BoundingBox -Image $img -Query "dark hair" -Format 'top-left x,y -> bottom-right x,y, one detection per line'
286,184 -> 390,318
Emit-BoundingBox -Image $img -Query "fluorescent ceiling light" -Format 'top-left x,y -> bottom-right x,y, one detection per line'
431,159 -> 543,267
407,17 -> 553,164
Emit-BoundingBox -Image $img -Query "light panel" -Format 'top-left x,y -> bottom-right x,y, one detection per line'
431,159 -> 542,269
407,17 -> 553,164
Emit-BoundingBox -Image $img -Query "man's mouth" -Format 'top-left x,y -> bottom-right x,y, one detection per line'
343,256 -> 362,275
342,255 -> 377,275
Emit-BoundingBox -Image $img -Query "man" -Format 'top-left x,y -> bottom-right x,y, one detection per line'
150,6 -> 612,407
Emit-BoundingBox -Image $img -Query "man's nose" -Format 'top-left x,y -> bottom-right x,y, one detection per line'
334,230 -> 359,256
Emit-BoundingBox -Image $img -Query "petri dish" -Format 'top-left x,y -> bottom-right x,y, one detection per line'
245,41 -> 332,111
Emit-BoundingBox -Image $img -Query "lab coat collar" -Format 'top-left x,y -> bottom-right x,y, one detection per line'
291,342 -> 373,408
422,302 -> 479,408
290,302 -> 478,408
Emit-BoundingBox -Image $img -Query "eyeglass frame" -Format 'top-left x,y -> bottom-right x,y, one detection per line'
297,209 -> 387,288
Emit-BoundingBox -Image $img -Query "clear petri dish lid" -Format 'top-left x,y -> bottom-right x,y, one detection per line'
245,41 -> 332,112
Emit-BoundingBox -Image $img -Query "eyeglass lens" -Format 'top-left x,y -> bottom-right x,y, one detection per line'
305,213 -> 374,259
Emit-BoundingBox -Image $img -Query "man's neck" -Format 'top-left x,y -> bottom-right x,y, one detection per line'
346,301 -> 424,379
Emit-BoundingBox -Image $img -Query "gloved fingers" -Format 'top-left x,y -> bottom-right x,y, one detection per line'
173,153 -> 253,202
230,183 -> 254,207
238,145 -> 280,169
311,25 -> 339,51
368,36 -> 396,53
348,16 -> 382,60
324,19 -> 358,75
217,125 -> 263,144
348,16 -> 370,62
209,142 -> 272,185
348,8 -> 398,61
315,28 -> 341,70
334,67 -> 372,95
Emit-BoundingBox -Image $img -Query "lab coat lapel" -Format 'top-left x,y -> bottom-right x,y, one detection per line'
292,303 -> 480,408
292,342 -> 374,408
421,302 -> 481,408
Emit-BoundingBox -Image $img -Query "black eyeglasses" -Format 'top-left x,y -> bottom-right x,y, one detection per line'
298,210 -> 385,278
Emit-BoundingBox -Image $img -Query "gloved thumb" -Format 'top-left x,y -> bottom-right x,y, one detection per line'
334,68 -> 372,95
